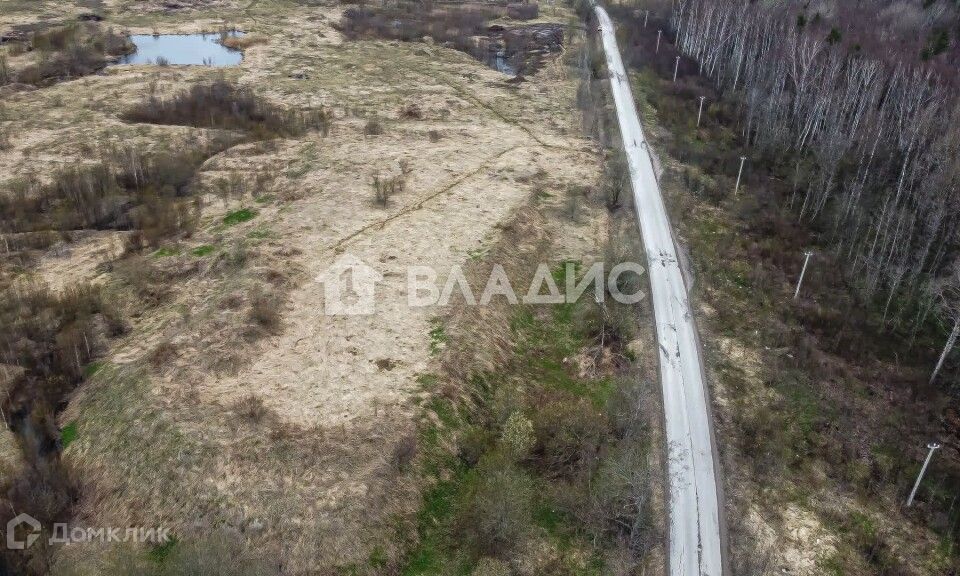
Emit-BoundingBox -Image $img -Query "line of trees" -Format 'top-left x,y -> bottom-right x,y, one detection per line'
668,0 -> 960,337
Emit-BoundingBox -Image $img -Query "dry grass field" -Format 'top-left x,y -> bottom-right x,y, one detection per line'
1,1 -> 662,574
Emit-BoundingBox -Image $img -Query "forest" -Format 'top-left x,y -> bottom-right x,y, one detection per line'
660,0 -> 960,369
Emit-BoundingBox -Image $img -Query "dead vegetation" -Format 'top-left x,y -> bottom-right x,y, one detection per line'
339,2 -> 563,76
1,1 -> 595,573
219,33 -> 268,51
10,23 -> 133,86
0,281 -> 126,575
246,289 -> 283,335
0,138 -> 234,254
371,160 -> 412,207
122,78 -> 332,138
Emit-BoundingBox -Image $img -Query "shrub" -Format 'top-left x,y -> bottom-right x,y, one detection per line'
148,341 -> 178,370
399,102 -> 423,119
220,34 -> 268,50
364,117 -> 384,135
340,4 -> 495,48
372,172 -> 406,206
0,143 -> 229,248
390,433 -> 418,471
586,445 -> 653,548
123,79 -> 331,138
14,24 -> 131,87
457,454 -> 533,555
248,293 -> 282,332
529,391 -> 608,478
0,280 -> 124,558
113,256 -> 170,304
603,152 -> 629,211
17,43 -> 106,85
506,2 -> 539,20
233,394 -> 269,423
574,300 -> 636,356
500,411 -> 534,461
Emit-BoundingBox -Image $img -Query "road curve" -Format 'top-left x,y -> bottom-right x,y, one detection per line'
593,6 -> 724,575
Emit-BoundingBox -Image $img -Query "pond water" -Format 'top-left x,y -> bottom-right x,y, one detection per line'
118,33 -> 243,66
485,49 -> 517,76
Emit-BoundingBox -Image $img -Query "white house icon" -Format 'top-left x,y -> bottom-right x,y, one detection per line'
315,254 -> 383,316
6,512 -> 41,550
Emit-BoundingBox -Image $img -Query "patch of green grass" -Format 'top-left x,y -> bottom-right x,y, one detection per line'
403,291 -> 646,573
428,321 -> 447,355
190,244 -> 216,257
247,226 -> 271,239
416,373 -> 440,391
466,246 -> 489,260
60,421 -> 78,449
222,207 -> 257,226
152,246 -> 181,257
83,360 -> 105,378
401,475 -> 465,576
254,194 -> 275,204
368,546 -> 388,569
149,536 -> 178,563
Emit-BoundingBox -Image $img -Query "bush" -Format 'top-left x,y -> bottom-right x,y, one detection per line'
529,390 -> 608,478
390,433 -> 418,471
364,117 -> 385,135
113,256 -> 170,303
372,171 -> 406,206
603,152 -> 629,211
148,341 -> 178,370
586,445 -> 653,549
340,4 -> 495,48
500,411 -> 534,461
232,393 -> 269,423
15,24 -> 131,86
123,79 -> 332,138
399,102 -> 423,119
0,143 -> 229,248
248,291 -> 282,333
0,281 -> 123,567
506,2 -> 539,20
457,454 -> 533,555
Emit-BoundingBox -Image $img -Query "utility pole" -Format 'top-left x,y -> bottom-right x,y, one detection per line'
697,96 -> 706,127
907,443 -> 942,507
733,155 -> 746,196
656,30 -> 662,53
673,56 -> 680,82
930,318 -> 960,385
793,251 -> 814,300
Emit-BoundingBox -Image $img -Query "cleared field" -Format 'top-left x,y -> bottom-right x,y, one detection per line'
1,1 -> 627,573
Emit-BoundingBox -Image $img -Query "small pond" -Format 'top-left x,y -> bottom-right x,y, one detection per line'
118,32 -> 243,66
485,49 -> 518,76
